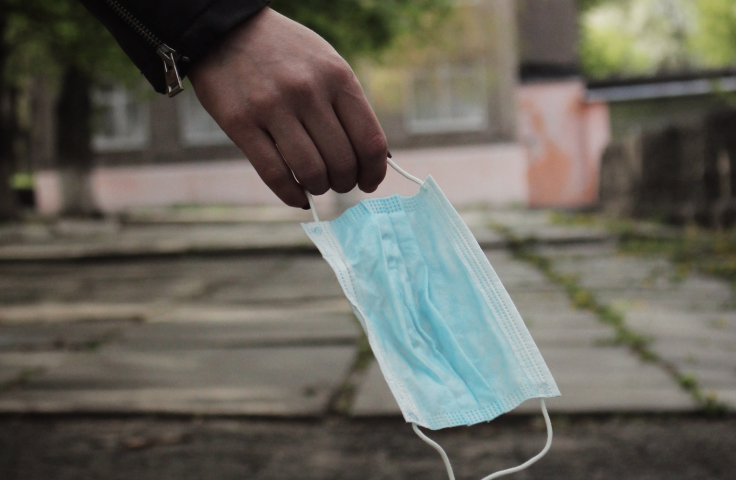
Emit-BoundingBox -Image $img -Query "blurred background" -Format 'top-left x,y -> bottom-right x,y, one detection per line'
1,1 -> 736,479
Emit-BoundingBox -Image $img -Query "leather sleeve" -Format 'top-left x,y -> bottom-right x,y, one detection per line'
80,0 -> 270,94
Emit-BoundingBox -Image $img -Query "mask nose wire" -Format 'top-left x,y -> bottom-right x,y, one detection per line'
303,157 -> 424,223
412,399 -> 553,480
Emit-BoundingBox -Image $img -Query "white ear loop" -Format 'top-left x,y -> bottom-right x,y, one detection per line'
412,399 -> 553,480
306,187 -> 319,222
387,157 -> 424,186
303,156 -> 423,222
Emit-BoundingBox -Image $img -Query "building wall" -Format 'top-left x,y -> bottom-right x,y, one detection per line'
34,144 -> 530,215
517,80 -> 610,208
516,0 -> 579,77
607,95 -> 733,140
363,0 -> 519,148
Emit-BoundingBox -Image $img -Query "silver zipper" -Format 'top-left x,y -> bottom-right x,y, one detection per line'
105,0 -> 187,97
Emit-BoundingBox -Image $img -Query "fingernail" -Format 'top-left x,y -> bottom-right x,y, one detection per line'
387,150 -> 392,159
302,205 -> 310,210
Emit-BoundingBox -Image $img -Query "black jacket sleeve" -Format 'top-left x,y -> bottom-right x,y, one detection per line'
80,0 -> 270,94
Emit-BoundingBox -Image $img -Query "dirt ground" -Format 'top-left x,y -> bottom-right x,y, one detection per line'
1,414 -> 734,480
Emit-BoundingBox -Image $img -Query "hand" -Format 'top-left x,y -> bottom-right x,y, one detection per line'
189,7 -> 388,208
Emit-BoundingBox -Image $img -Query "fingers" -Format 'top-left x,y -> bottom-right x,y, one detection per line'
268,116 -> 330,195
235,128 -> 308,208
333,77 -> 388,193
301,106 -> 358,193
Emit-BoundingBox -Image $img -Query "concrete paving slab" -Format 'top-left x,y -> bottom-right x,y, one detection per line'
0,303 -> 152,323
0,320 -> 131,352
519,326 -> 616,347
626,311 -> 736,336
518,311 -> 612,329
0,299 -> 354,327
509,291 -> 577,317
210,257 -> 344,303
0,352 -> 70,385
0,365 -> 21,384
485,210 -> 612,244
715,389 -> 736,405
120,311 -> 360,349
484,251 -> 554,292
351,361 -> 397,416
0,255 -> 348,306
648,343 -> 736,371
0,346 -> 355,415
0,303 -> 360,351
550,254 -> 735,313
677,368 -> 736,389
0,223 -> 317,261
351,343 -> 696,417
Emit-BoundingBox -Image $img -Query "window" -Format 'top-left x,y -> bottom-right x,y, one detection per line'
178,90 -> 231,146
406,63 -> 488,134
92,85 -> 149,151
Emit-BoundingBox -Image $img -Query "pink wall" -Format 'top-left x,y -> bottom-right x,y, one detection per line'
34,144 -> 530,215
517,80 -> 610,208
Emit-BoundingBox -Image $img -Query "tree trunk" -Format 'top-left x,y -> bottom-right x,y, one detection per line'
56,65 -> 97,217
0,17 -> 17,221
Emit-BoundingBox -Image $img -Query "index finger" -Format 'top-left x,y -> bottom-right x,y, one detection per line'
332,76 -> 388,193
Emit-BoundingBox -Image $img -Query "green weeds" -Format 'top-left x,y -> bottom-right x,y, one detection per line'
329,332 -> 375,415
0,367 -> 45,393
551,211 -> 736,291
494,223 -> 728,413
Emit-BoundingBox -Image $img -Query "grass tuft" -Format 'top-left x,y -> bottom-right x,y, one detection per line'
493,222 -> 729,412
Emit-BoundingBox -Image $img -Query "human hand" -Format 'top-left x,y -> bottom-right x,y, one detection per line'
189,7 -> 388,208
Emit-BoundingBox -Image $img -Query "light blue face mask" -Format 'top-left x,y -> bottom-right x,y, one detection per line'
302,159 -> 560,480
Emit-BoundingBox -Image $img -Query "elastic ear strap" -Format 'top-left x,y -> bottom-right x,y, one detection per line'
482,399 -> 553,480
412,399 -> 553,480
387,157 -> 424,186
303,157 -> 423,222
306,189 -> 319,222
412,423 -> 456,480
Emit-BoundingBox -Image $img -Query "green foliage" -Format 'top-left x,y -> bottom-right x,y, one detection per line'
579,0 -> 736,79
2,0 -> 138,88
271,0 -> 451,62
1,0 -> 451,88
580,12 -> 653,79
691,0 -> 736,66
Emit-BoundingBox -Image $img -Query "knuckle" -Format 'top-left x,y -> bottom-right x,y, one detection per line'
329,157 -> 357,193
288,73 -> 318,101
328,59 -> 355,83
362,132 -> 388,160
298,163 -> 328,192
220,107 -> 251,132
250,88 -> 281,113
259,165 -> 289,187
331,153 -> 357,175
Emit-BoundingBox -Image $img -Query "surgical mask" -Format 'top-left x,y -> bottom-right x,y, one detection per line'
302,159 -> 560,480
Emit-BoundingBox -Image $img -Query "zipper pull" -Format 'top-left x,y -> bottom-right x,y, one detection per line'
156,44 -> 184,97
